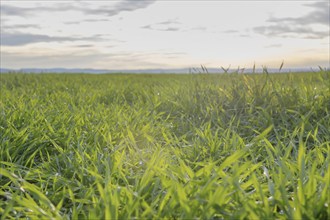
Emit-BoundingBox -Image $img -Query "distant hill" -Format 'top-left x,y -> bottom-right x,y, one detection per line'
0,68 -> 190,74
0,68 -> 13,73
0,67 -> 317,74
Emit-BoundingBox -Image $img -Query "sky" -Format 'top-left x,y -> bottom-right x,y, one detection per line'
1,0 -> 329,70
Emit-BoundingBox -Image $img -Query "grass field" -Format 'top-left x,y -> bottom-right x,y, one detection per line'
0,71 -> 329,219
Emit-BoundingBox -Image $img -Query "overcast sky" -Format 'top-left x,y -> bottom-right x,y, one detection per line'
1,0 -> 329,70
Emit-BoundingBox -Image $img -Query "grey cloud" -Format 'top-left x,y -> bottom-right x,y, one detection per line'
267,12 -> 329,26
3,24 -> 41,30
254,2 -> 329,39
83,0 -> 156,16
267,3 -> 329,26
1,49 -> 185,69
1,1 -> 156,19
141,24 -> 152,29
104,51 -> 185,61
223,29 -> 239,34
65,21 -> 82,25
222,29 -> 251,38
1,51 -> 107,68
1,4 -> 79,17
84,18 -> 109,22
65,18 -> 109,25
157,19 -> 180,26
304,1 -> 329,10
163,27 -> 180,32
141,19 -> 181,32
267,1 -> 329,25
0,5 -> 30,17
1,32 -> 88,46
190,26 -> 207,31
265,44 -> 282,48
254,24 -> 329,39
75,44 -> 95,48
142,25 -> 180,32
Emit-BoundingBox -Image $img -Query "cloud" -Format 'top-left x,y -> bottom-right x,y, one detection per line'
141,19 -> 181,32
267,2 -> 329,26
0,4 -> 79,17
141,24 -> 152,29
1,50 -> 174,69
163,27 -> 180,32
190,26 -> 207,31
82,0 -> 156,16
1,51 -> 108,68
253,1 -> 329,39
265,44 -> 282,48
65,18 -> 109,25
1,1 -> 156,18
254,25 -> 329,39
223,29 -> 239,34
142,25 -> 180,32
157,19 -> 180,26
75,44 -> 95,48
304,1 -> 330,13
1,32 -> 91,46
0,5 -> 30,17
2,24 -> 41,30
83,18 -> 109,22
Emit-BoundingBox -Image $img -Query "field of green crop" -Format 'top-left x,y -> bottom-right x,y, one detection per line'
0,72 -> 329,219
